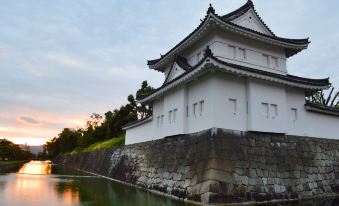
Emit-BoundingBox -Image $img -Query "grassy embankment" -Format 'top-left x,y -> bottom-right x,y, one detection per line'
68,134 -> 125,154
0,161 -> 21,164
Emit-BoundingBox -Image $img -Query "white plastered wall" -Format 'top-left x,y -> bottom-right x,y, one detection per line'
186,74 -> 215,133
210,73 -> 248,131
286,88 -> 339,139
182,31 -> 286,75
247,78 -> 288,133
125,73 -> 339,145
125,121 -> 154,145
162,87 -> 186,136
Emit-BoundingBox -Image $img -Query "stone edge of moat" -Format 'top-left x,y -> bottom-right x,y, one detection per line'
54,128 -> 339,205
53,164 -> 339,206
54,164 -> 203,206
0,161 -> 29,173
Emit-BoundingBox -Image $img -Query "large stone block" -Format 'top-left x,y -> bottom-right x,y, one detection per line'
203,168 -> 233,183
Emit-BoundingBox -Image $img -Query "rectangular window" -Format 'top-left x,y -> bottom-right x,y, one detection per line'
291,108 -> 298,121
157,116 -> 160,127
199,100 -> 204,116
238,48 -> 246,60
173,109 -> 177,123
263,54 -> 269,66
270,104 -> 278,118
271,57 -> 278,68
186,105 -> 189,117
168,110 -> 172,124
193,103 -> 198,117
261,103 -> 269,118
161,115 -> 164,125
229,98 -> 237,115
228,45 -> 236,59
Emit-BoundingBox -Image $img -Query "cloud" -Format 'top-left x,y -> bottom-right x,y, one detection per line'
0,127 -> 9,132
0,50 -> 10,56
0,0 -> 338,145
19,116 -> 41,125
46,53 -> 88,68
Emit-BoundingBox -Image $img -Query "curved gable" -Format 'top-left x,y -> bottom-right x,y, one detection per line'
164,62 -> 187,84
147,2 -> 309,71
230,8 -> 273,36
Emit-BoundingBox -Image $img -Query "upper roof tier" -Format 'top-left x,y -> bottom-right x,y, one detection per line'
148,0 -> 310,72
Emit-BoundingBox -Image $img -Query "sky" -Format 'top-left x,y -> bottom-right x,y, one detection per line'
0,0 -> 338,145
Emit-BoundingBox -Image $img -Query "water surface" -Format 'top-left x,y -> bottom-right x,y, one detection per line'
1,161 -> 338,206
0,161 -> 193,206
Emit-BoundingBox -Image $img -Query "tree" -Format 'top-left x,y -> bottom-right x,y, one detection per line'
136,81 -> 155,118
58,128 -> 82,153
306,87 -> 339,107
86,113 -> 103,128
44,137 -> 61,159
42,80 -> 155,157
0,139 -> 32,160
0,139 -> 15,160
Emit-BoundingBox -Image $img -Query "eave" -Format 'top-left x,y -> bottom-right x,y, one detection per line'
305,102 -> 339,117
163,55 -> 192,85
139,54 -> 329,104
147,5 -> 309,72
122,116 -> 153,130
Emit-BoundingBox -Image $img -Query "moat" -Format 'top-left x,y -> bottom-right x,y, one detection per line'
0,161 -> 193,206
0,161 -> 339,206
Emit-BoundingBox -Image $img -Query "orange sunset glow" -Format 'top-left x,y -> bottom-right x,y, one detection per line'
0,112 -> 87,146
4,162 -> 80,206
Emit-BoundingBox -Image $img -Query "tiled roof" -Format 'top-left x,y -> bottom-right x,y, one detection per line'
212,57 -> 329,87
147,2 -> 309,68
122,116 -> 152,129
305,102 -> 339,116
175,55 -> 192,71
222,0 -> 275,36
163,55 -> 192,85
139,47 -> 330,102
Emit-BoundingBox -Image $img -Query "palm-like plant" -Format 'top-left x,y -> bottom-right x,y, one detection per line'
306,87 -> 339,108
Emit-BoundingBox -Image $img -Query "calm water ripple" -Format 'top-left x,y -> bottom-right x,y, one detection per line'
0,161 -> 193,206
0,161 -> 338,206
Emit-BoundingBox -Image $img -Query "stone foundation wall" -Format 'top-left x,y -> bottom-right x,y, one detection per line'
55,128 -> 339,204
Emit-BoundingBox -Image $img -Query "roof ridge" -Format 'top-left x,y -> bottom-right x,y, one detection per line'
147,2 -> 309,69
222,0 -> 275,36
222,0 -> 253,20
147,5 -> 214,67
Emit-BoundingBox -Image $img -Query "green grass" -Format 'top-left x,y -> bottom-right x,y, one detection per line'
0,160 -> 21,164
69,135 -> 125,154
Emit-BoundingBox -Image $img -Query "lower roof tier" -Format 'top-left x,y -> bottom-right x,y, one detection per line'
138,50 -> 330,103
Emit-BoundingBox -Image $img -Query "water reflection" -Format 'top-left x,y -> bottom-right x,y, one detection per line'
0,161 -> 338,206
269,198 -> 339,206
0,161 -> 192,206
53,177 -> 192,206
19,161 -> 51,175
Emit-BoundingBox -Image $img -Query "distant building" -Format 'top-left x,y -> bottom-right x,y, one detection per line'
123,0 -> 339,144
19,143 -> 30,151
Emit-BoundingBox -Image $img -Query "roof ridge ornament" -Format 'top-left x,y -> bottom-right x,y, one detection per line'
247,0 -> 254,7
204,46 -> 214,57
207,3 -> 215,14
